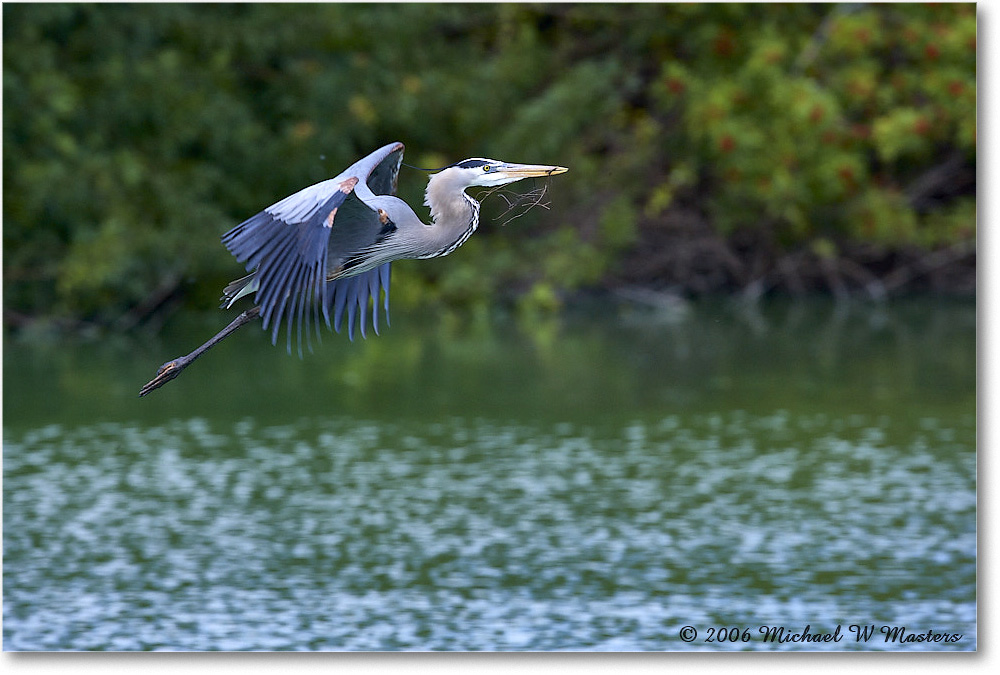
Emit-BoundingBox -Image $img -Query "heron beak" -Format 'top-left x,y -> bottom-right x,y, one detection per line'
500,163 -> 569,178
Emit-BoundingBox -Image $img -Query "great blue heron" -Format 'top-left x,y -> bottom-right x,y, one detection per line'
139,142 -> 568,396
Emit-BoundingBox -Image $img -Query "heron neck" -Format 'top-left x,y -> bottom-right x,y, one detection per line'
425,171 -> 476,228
423,171 -> 480,256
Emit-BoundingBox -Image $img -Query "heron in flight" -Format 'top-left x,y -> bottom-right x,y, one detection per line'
140,142 -> 568,396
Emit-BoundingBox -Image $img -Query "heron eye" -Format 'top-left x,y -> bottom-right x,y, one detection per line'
482,165 -> 491,173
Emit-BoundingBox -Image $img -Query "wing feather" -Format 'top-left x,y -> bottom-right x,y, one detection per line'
368,270 -> 381,336
344,276 -> 360,342
380,263 -> 391,326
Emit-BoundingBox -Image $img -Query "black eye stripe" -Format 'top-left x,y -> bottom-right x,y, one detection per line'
456,159 -> 491,169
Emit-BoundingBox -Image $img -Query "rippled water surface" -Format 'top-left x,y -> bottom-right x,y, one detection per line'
3,299 -> 976,650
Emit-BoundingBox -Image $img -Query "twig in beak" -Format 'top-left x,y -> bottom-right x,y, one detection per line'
481,181 -> 552,227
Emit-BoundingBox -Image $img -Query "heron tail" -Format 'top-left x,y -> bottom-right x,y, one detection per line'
220,273 -> 259,309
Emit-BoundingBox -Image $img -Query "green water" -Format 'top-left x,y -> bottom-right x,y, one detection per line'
3,298 -> 976,650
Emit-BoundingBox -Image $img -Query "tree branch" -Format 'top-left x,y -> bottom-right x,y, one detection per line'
882,240 -> 975,293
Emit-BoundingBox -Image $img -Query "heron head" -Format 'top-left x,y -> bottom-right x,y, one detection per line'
450,158 -> 569,188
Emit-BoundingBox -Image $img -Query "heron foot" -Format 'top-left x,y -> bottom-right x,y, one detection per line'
138,357 -> 188,397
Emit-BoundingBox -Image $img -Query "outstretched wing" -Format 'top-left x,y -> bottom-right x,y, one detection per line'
220,142 -> 404,352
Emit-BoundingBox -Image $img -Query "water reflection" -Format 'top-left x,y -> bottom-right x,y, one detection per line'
3,299 -> 976,650
3,298 -> 977,428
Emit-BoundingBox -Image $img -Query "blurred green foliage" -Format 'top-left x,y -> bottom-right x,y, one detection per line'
3,3 -> 976,328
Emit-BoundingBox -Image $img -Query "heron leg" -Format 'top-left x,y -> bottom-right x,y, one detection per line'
139,306 -> 261,397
